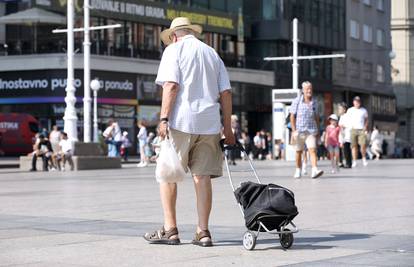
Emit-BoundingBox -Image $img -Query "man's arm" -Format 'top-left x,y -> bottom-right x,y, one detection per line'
159,81 -> 179,138
364,112 -> 369,132
290,113 -> 297,132
219,90 -> 235,145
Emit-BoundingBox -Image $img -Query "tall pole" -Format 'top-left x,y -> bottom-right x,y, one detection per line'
93,88 -> 98,142
292,18 -> 299,91
83,0 -> 92,142
63,0 -> 78,142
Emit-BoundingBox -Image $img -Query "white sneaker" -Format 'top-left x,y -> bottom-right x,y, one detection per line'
138,162 -> 148,168
352,161 -> 357,168
293,168 -> 301,179
331,169 -> 336,174
136,162 -> 143,167
362,158 -> 368,166
311,168 -> 324,179
61,167 -> 65,171
302,165 -> 308,175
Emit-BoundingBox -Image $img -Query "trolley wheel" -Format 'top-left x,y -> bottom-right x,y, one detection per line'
279,228 -> 294,249
243,231 -> 257,250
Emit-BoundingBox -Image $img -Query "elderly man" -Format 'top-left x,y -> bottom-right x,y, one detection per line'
143,17 -> 235,247
347,96 -> 369,167
290,81 -> 324,179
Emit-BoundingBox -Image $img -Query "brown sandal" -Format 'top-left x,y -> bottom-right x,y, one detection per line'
143,226 -> 180,245
192,229 -> 213,247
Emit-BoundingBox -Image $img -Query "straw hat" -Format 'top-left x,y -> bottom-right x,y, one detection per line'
160,17 -> 203,45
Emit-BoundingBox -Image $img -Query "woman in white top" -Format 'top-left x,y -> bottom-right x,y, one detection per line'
137,121 -> 149,167
370,125 -> 383,160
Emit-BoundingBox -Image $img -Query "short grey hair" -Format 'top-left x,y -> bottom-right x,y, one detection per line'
173,28 -> 194,37
301,81 -> 312,89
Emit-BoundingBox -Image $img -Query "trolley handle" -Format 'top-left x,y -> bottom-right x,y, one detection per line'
220,139 -> 245,152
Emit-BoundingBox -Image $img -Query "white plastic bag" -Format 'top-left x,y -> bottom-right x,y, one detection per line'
155,139 -> 186,183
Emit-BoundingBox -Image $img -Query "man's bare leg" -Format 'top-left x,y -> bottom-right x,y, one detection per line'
309,148 -> 318,168
352,146 -> 358,162
193,175 -> 212,242
160,182 -> 178,239
296,151 -> 302,168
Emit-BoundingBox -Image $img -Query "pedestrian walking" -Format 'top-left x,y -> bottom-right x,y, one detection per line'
143,17 -> 235,247
370,125 -> 383,160
347,96 -> 369,167
325,114 -> 341,173
253,132 -> 263,159
338,102 -> 352,168
103,120 -> 122,157
137,121 -> 148,167
290,81 -> 323,179
121,131 -> 131,162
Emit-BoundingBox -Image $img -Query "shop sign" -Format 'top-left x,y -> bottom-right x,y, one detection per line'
32,0 -> 237,34
0,70 -> 137,100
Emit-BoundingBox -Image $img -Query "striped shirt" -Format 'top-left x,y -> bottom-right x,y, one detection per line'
155,35 -> 231,135
290,95 -> 319,134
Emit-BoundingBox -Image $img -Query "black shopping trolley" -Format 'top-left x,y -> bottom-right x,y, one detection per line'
221,141 -> 299,250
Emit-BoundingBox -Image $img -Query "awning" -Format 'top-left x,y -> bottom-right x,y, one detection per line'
0,7 -> 66,25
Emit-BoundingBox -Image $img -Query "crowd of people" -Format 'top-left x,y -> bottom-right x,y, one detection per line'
29,125 -> 74,172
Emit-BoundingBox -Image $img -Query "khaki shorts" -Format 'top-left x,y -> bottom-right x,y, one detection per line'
294,132 -> 317,151
169,128 -> 222,178
351,129 -> 367,147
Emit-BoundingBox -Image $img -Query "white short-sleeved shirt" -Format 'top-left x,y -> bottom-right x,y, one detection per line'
346,107 -> 368,130
59,139 -> 72,153
339,113 -> 352,143
155,35 -> 231,135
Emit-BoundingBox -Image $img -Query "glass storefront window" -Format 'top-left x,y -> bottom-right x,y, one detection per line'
210,0 -> 226,11
192,0 -> 208,9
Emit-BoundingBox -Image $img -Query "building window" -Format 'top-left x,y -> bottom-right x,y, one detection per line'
263,0 -> 276,20
363,24 -> 372,43
350,58 -> 361,79
191,0 -> 208,9
377,64 -> 385,83
350,20 -> 360,39
209,0 -> 226,12
377,0 -> 384,11
376,29 -> 384,46
363,61 -> 372,81
363,0 -> 371,6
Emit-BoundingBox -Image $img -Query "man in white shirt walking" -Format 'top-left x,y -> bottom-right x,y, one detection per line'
143,17 -> 235,247
347,96 -> 369,167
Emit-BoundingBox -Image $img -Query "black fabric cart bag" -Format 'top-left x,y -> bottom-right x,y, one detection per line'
234,181 -> 299,231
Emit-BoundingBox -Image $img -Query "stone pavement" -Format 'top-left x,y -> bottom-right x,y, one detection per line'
0,159 -> 413,266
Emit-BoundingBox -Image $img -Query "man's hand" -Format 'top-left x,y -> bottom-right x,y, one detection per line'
158,121 -> 168,139
223,128 -> 236,145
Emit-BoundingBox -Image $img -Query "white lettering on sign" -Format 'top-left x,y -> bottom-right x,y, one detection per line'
91,0 -> 165,19
0,79 -> 48,90
0,122 -> 19,130
104,80 -> 133,91
51,78 -> 82,91
145,6 -> 165,19
91,0 -> 120,12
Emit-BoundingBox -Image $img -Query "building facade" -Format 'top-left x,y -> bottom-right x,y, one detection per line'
244,0 -> 346,126
0,0 -> 275,150
332,0 -> 397,155
391,0 -> 414,146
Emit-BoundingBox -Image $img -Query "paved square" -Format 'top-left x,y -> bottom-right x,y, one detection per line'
0,159 -> 413,266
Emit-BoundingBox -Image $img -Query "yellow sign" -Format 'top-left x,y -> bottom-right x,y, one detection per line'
166,9 -> 234,30
58,0 -> 82,12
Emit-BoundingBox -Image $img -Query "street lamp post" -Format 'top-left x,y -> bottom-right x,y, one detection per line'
63,0 -> 78,142
83,0 -> 92,143
90,79 -> 100,143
